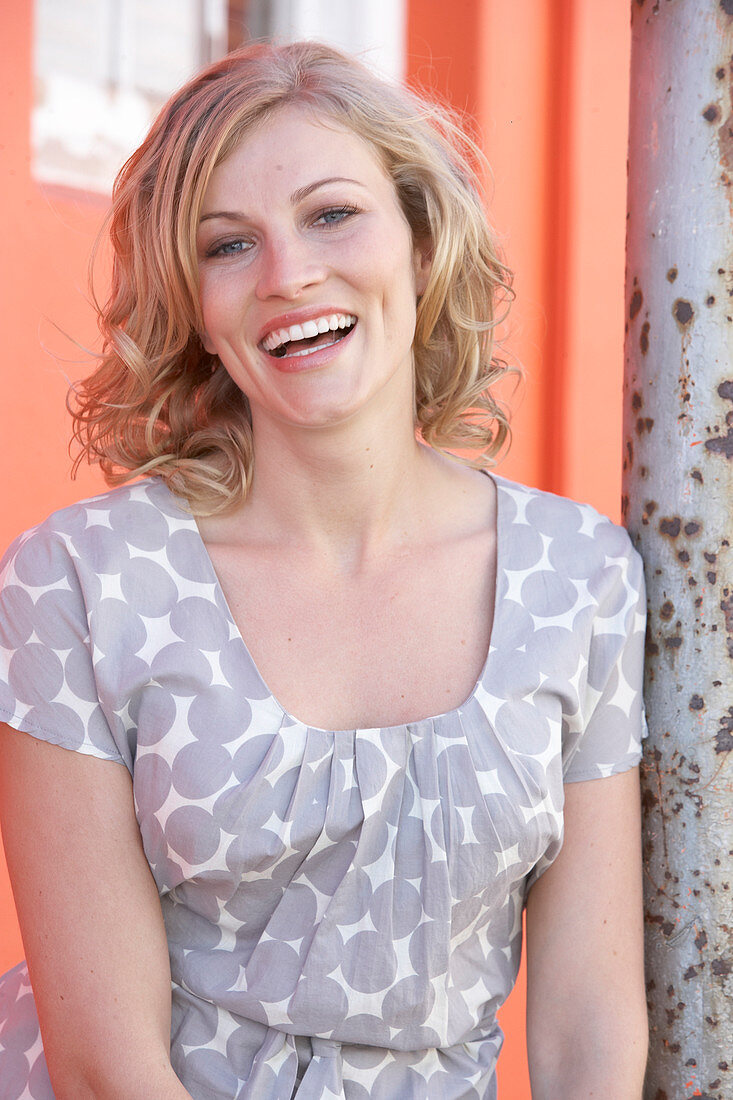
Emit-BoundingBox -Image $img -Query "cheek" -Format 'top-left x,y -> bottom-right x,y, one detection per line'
198,278 -> 220,333
198,310 -> 217,355
199,279 -> 243,352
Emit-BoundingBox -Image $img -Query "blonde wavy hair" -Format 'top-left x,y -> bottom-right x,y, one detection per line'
71,39 -> 514,514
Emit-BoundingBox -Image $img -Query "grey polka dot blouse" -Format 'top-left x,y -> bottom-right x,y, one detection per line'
0,474 -> 647,1099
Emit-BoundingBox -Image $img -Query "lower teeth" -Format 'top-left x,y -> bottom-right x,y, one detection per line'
271,326 -> 352,359
286,335 -> 341,358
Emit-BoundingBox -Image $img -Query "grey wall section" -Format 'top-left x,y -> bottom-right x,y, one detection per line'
624,2 -> 733,1097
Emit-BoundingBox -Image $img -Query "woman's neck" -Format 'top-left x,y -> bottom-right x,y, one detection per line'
240,408 -> 438,572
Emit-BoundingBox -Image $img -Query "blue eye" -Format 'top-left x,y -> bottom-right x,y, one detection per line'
207,238 -> 251,258
315,205 -> 358,226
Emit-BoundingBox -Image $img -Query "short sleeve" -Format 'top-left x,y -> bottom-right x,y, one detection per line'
562,526 -> 648,783
0,522 -> 131,771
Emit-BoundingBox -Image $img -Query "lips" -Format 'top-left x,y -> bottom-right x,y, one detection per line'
260,313 -> 357,359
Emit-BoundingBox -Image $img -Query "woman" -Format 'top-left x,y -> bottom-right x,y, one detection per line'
0,40 -> 648,1099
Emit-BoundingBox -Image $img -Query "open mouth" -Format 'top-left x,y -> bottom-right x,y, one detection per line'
261,313 -> 357,359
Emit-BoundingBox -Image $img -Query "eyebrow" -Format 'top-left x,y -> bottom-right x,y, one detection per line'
199,177 -> 364,224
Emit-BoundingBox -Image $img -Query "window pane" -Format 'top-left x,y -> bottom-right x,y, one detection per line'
232,0 -> 406,82
32,0 -> 227,193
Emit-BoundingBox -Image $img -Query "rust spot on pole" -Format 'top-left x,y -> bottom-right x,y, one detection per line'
641,320 -> 651,354
667,266 -> 678,282
721,591 -> 733,658
721,591 -> 733,630
630,288 -> 644,319
704,103 -> 722,122
642,500 -> 656,524
673,298 -> 695,327
660,516 -> 682,537
642,786 -> 659,810
715,709 -> 733,753
705,381 -> 733,458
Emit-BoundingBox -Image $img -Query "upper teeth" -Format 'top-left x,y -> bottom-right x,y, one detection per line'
262,314 -> 356,352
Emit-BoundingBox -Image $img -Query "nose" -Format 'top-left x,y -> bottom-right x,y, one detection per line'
255,232 -> 327,302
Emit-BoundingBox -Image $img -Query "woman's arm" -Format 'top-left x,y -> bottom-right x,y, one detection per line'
525,767 -> 648,1098
0,723 -> 192,1099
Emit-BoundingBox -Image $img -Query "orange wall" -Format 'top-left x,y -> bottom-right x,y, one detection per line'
1,3 -> 630,1096
0,2 -> 109,974
407,0 -> 630,519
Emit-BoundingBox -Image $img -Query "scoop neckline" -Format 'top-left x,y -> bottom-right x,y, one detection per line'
161,471 -> 508,736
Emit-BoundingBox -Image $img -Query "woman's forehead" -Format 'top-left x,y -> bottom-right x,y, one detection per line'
224,102 -> 372,159
207,105 -> 392,200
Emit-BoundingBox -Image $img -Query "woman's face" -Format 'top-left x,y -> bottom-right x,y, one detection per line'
196,104 -> 430,434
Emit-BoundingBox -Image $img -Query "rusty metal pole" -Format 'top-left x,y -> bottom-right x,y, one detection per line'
623,2 -> 733,1097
